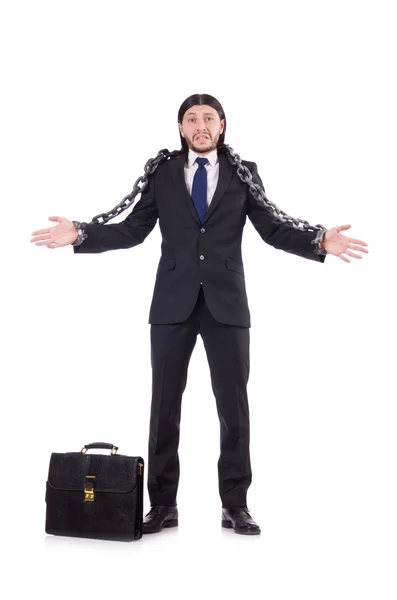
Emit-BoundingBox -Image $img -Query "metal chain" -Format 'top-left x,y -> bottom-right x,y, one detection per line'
83,144 -> 325,233
86,148 -> 179,225
222,145 -> 326,232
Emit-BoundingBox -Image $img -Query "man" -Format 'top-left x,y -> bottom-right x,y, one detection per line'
30,93 -> 369,536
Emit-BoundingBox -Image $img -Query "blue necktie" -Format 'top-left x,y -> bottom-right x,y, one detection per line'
191,157 -> 209,223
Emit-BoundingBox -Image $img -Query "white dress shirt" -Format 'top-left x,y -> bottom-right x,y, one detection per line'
184,148 -> 219,207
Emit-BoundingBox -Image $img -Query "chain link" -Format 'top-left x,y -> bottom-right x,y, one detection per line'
83,144 -> 325,234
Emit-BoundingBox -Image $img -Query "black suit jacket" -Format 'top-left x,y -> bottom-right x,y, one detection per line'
73,151 -> 326,326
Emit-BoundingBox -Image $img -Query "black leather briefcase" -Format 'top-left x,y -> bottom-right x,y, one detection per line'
45,442 -> 144,541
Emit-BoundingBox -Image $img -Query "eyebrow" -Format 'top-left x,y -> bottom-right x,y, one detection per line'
185,112 -> 216,116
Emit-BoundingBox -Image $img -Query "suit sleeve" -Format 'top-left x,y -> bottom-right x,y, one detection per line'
73,172 -> 158,254
246,162 -> 327,263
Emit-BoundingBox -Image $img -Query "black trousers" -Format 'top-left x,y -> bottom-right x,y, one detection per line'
147,285 -> 252,508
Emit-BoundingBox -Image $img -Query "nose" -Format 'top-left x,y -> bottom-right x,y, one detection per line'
195,119 -> 209,132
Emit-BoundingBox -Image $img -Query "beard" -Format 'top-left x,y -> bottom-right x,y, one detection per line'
187,131 -> 220,154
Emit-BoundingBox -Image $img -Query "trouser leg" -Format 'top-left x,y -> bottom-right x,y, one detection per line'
147,294 -> 200,506
198,288 -> 252,507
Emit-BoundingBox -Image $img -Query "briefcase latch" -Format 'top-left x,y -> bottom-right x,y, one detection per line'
84,475 -> 96,502
84,487 -> 95,502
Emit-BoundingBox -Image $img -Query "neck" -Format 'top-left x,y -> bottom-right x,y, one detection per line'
189,147 -> 216,157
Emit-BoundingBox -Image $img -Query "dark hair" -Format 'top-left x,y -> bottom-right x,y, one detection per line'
177,93 -> 227,153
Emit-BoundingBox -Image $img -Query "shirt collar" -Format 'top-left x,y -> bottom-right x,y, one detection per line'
187,147 -> 218,168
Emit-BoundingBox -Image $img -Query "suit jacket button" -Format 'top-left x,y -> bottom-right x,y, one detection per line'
200,228 -> 205,233
200,255 -> 205,260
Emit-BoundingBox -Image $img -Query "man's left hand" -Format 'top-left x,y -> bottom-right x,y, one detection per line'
321,224 -> 369,262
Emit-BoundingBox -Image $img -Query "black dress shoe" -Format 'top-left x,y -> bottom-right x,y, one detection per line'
143,505 -> 179,534
222,506 -> 261,535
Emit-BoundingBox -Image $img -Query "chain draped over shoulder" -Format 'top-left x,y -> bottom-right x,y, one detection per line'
77,145 -> 327,244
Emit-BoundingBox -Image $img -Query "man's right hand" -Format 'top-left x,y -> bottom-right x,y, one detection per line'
30,216 -> 80,249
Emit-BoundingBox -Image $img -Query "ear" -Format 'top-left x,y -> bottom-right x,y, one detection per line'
220,118 -> 225,134
178,123 -> 185,138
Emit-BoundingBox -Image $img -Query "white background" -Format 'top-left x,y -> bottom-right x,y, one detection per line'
1,0 -> 396,598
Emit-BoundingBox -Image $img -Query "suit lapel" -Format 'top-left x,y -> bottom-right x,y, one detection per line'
203,152 -> 234,223
171,153 -> 199,224
171,151 -> 234,225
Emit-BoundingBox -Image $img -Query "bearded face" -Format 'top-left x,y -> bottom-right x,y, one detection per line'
179,105 -> 224,154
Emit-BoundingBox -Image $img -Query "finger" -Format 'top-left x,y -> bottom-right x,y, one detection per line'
349,238 -> 368,246
31,228 -> 50,235
48,216 -> 62,222
345,250 -> 362,259
339,254 -> 351,263
34,240 -> 53,246
30,234 -> 51,242
336,224 -> 351,232
349,244 -> 369,253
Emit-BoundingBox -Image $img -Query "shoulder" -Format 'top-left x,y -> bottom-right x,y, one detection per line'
241,159 -> 257,168
147,150 -> 183,182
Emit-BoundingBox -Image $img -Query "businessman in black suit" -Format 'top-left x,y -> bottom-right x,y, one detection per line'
30,93 -> 368,535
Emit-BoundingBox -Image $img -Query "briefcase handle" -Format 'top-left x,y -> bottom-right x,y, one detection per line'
80,442 -> 119,455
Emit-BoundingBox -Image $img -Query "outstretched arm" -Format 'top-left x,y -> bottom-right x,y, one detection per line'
73,173 -> 158,254
30,175 -> 158,253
